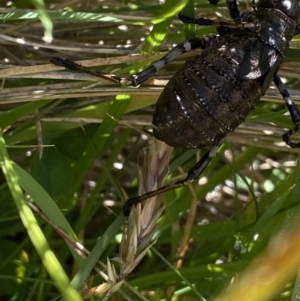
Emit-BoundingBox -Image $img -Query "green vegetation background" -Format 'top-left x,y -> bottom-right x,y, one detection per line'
1,0 -> 300,300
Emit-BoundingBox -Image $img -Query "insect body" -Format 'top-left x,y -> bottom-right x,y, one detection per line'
51,0 -> 300,216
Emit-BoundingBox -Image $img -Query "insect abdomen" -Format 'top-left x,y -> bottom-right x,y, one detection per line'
153,33 -> 262,149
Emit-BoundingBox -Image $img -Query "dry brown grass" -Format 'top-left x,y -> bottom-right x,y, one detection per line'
79,139 -> 173,299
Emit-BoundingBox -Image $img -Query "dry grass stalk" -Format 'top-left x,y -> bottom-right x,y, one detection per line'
119,138 -> 173,277
81,138 -> 173,299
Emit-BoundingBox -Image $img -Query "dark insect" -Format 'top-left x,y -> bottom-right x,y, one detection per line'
51,0 -> 300,216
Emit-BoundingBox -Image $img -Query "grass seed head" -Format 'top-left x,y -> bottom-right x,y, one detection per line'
119,139 -> 173,277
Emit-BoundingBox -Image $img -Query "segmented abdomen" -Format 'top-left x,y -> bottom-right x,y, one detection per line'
153,33 -> 264,149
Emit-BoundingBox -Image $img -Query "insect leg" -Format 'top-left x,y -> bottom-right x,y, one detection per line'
225,0 -> 241,21
273,74 -> 300,148
123,141 -> 223,216
125,36 -> 218,85
51,36 -> 217,87
50,57 -> 122,84
178,12 -> 260,31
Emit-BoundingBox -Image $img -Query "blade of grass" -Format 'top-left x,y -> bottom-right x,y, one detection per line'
69,213 -> 125,292
152,247 -> 207,301
0,100 -> 49,129
143,0 -> 189,52
0,128 -> 83,301
12,162 -> 76,239
30,0 -> 53,42
72,95 -> 131,192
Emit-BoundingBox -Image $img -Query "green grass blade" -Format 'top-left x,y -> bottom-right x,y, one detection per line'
0,128 -> 82,301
